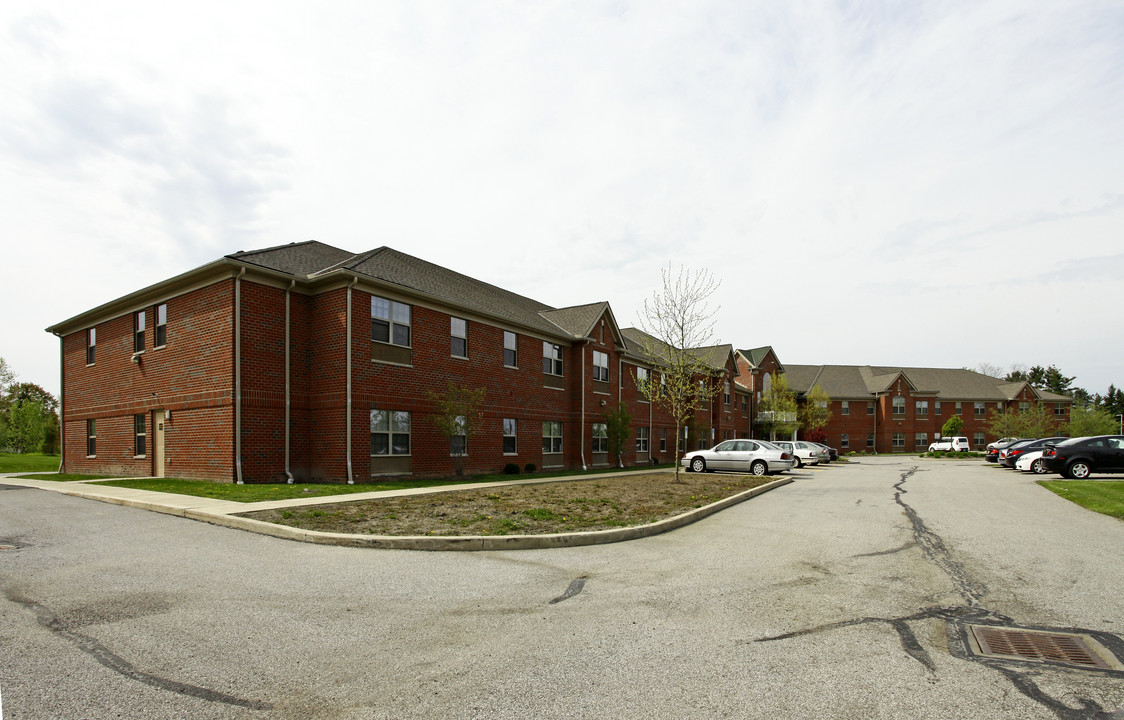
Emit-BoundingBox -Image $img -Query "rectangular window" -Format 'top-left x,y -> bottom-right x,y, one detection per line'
371,297 -> 411,346
504,331 -> 517,367
867,401 -> 875,415
1019,401 -> 1029,413
451,317 -> 467,358
723,381 -> 731,406
593,350 -> 609,382
1055,403 -> 1066,416
867,433 -> 875,448
636,427 -> 649,453
974,401 -> 986,417
636,367 -> 649,385
741,396 -> 748,412
841,401 -> 849,415
370,410 -> 411,456
86,328 -> 96,365
840,433 -> 849,448
155,303 -> 167,347
450,415 -> 467,456
935,401 -> 942,415
892,396 -> 906,416
86,419 -> 96,456
892,433 -> 905,448
592,423 -> 608,453
660,428 -> 667,452
916,400 -> 928,416
135,414 -> 147,456
543,342 -> 563,376
134,311 -> 145,353
542,421 -> 563,454
915,432 -> 927,447
955,401 -> 963,415
974,432 -> 985,448
503,418 -> 517,454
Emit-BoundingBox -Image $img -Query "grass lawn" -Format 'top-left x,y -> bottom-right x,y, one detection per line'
90,465 -> 675,503
11,473 -> 120,482
0,453 -> 61,473
242,471 -> 777,536
1038,480 -> 1124,520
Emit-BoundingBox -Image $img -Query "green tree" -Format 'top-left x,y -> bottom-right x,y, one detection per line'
758,374 -> 799,440
0,380 -> 59,455
602,403 -> 632,469
0,356 -> 14,396
633,265 -> 722,482
985,407 -> 1024,439
941,414 -> 964,438
798,384 -> 832,433
426,383 -> 486,477
1067,404 -> 1120,437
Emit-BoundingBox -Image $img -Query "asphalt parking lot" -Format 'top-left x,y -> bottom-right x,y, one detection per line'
1,458 -> 1122,719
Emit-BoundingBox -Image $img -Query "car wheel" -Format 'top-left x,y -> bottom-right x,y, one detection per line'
793,456 -> 803,468
1067,461 -> 1091,480
690,457 -> 707,473
750,460 -> 767,476
1031,459 -> 1047,475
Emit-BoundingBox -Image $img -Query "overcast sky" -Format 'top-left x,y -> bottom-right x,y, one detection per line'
3,1 -> 1122,400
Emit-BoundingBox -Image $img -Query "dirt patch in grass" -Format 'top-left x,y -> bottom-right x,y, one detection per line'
241,471 -> 779,536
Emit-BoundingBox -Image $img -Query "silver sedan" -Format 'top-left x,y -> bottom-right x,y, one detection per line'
681,439 -> 795,476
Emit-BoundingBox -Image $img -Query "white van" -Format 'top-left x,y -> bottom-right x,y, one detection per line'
929,436 -> 971,452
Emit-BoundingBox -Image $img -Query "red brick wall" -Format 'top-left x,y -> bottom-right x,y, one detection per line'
60,280 -> 235,480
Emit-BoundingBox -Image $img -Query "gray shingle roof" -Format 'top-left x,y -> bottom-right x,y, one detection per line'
783,364 -> 1074,402
229,243 -> 576,339
540,302 -> 611,338
227,241 -> 355,276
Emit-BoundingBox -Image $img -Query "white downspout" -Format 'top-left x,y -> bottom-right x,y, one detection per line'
57,334 -> 64,472
234,267 -> 246,484
284,279 -> 295,483
345,276 -> 357,484
580,344 -> 587,471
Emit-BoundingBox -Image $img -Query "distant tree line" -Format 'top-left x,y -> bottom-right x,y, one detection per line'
975,362 -> 1123,437
0,356 -> 60,454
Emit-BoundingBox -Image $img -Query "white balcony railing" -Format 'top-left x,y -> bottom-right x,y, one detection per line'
755,408 -> 800,422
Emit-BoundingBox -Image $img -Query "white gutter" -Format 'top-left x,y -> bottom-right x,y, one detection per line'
345,276 -> 357,484
57,336 -> 64,472
234,267 -> 246,484
580,344 -> 587,471
284,279 -> 295,483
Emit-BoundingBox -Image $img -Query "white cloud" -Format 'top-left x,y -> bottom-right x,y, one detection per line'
1,0 -> 1122,397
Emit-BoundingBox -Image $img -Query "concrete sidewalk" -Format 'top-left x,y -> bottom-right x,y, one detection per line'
0,469 -> 795,551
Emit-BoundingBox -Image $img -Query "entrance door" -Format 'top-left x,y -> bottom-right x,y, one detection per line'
154,410 -> 165,478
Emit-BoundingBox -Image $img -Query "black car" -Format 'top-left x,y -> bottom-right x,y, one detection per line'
986,438 -> 1029,464
1041,435 -> 1124,479
999,436 -> 1069,469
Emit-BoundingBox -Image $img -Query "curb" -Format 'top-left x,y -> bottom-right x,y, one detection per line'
192,476 -> 795,551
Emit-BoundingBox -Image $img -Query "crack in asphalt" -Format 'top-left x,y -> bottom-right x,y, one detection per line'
3,587 -> 273,711
754,466 -> 1121,720
893,466 -> 988,606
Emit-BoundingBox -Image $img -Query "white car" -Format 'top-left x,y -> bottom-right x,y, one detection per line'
681,439 -> 795,476
770,441 -> 821,468
929,436 -> 971,452
1014,449 -> 1050,474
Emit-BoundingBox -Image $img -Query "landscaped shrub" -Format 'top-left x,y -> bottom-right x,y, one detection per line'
524,463 -> 537,473
503,463 -> 520,475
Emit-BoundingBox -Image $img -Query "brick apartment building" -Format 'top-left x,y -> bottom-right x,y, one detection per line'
47,242 -> 1073,483
47,242 -> 752,483
782,363 -> 1072,453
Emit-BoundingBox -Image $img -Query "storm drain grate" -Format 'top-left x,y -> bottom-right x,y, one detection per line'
968,625 -> 1123,671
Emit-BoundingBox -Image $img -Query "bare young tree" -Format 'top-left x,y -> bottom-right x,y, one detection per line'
633,265 -> 722,482
426,383 -> 486,477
